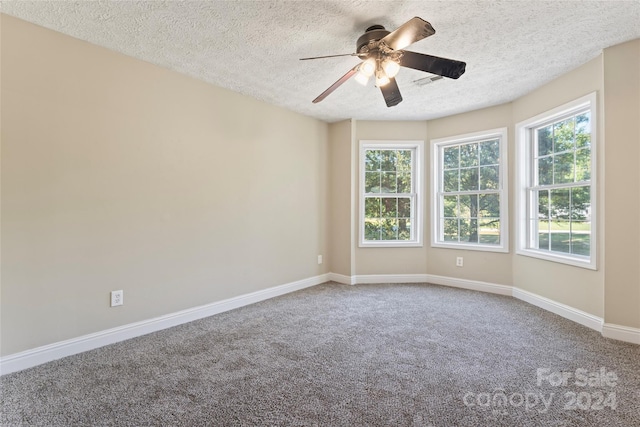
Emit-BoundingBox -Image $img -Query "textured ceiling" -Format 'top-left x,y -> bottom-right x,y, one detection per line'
2,1 -> 639,123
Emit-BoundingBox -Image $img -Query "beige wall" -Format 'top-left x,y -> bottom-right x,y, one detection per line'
347,50 -> 638,326
603,39 -> 640,328
511,57 -> 605,317
1,15 -> 329,356
426,104 -> 513,285
332,47 -> 637,325
327,120 -> 353,277
353,121 -> 429,275
2,14 -> 639,358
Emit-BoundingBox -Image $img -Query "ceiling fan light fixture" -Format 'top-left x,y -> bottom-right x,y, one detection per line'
375,70 -> 390,87
304,17 -> 466,107
354,72 -> 370,86
359,58 -> 376,77
382,58 -> 400,78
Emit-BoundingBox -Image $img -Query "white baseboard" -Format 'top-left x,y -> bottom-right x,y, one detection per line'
512,287 -> 604,332
344,273 -> 639,344
352,273 -> 511,296
354,274 -> 431,284
424,274 -> 513,296
601,323 -> 640,344
0,274 -> 329,376
3,272 -> 637,375
327,272 -> 355,285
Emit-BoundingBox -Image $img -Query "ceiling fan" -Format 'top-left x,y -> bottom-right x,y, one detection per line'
301,17 -> 466,107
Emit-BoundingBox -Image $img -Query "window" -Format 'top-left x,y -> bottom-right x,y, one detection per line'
359,141 -> 424,247
516,92 -> 596,269
431,128 -> 508,252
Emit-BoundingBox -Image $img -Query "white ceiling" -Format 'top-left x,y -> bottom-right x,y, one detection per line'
2,1 -> 639,123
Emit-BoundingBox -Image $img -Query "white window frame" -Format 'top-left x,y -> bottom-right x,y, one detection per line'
515,92 -> 597,270
359,140 -> 424,247
431,128 -> 509,252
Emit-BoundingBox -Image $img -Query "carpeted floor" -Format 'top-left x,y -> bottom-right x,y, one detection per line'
1,282 -> 639,426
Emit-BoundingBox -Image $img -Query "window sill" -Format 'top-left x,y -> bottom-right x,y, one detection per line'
359,241 -> 423,248
516,248 -> 596,270
431,242 -> 509,253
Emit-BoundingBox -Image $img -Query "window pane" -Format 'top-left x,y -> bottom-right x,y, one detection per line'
480,140 -> 500,165
470,219 -> 479,243
380,150 -> 397,171
365,150 -> 381,171
550,221 -> 571,253
551,189 -> 571,220
365,197 -> 381,218
381,219 -> 398,240
443,195 -> 457,217
443,219 -> 458,241
537,126 -> 553,156
554,152 -> 574,184
381,198 -> 398,218
398,219 -> 411,240
398,198 -> 411,217
459,195 -> 473,218
538,157 -> 553,186
571,186 -> 590,220
459,219 -> 478,243
575,112 -> 591,148
459,219 -> 470,242
460,143 -> 479,167
459,168 -> 479,191
365,219 -> 381,240
538,220 -> 550,250
537,190 -> 549,220
479,194 -> 499,218
479,219 -> 500,244
571,221 -> 590,256
396,150 -> 412,171
443,170 -> 459,192
554,118 -> 575,153
443,146 -> 459,169
479,165 -> 499,190
575,147 -> 591,181
397,173 -> 411,193
470,195 -> 479,217
365,171 -> 380,193
381,172 -> 397,193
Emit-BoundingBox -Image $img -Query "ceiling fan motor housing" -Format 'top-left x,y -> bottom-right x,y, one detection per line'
357,25 -> 390,53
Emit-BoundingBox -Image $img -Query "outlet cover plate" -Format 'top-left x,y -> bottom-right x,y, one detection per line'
111,290 -> 123,307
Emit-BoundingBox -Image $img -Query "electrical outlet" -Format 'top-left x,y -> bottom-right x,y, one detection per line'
456,257 -> 464,267
111,290 -> 123,307
317,255 -> 323,265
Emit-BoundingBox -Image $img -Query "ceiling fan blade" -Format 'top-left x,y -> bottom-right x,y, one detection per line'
380,78 -> 403,107
312,65 -> 360,103
300,53 -> 362,60
380,17 -> 435,51
400,50 -> 466,79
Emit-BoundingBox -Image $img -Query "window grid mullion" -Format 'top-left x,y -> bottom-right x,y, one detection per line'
524,103 -> 593,261
439,190 -> 501,196
434,131 -> 506,250
361,144 -> 421,246
531,181 -> 590,191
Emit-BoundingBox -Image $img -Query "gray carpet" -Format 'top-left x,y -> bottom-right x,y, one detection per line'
1,282 -> 639,426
